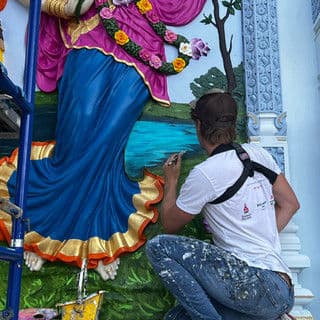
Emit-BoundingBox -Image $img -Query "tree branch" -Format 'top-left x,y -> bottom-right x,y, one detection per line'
228,34 -> 233,54
222,10 -> 230,23
212,0 -> 222,25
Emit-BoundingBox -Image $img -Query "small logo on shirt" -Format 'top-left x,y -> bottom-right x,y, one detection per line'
242,203 -> 252,220
257,201 -> 266,210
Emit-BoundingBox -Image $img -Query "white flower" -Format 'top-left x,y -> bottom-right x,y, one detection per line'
179,42 -> 193,57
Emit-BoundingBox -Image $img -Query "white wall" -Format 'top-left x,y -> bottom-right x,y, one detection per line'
278,0 -> 320,317
0,0 -> 27,88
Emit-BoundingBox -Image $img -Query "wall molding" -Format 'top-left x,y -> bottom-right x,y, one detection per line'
242,0 -> 314,318
312,0 -> 320,23
242,0 -> 286,137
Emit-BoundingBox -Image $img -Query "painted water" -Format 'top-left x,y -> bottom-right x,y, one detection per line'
125,120 -> 202,178
0,116 -> 202,178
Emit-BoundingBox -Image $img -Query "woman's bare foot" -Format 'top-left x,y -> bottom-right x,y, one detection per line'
94,258 -> 120,280
24,251 -> 46,271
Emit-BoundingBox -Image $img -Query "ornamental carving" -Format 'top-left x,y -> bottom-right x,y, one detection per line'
312,0 -> 320,23
242,0 -> 286,136
264,146 -> 285,174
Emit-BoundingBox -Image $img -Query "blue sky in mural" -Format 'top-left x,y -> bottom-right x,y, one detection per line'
166,1 -> 243,103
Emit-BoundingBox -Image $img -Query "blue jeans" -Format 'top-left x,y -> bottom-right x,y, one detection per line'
145,235 -> 294,320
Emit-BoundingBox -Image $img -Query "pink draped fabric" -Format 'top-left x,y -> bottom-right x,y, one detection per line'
37,0 -> 207,104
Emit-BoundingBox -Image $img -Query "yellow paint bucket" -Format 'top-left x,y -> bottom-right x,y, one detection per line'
56,290 -> 106,320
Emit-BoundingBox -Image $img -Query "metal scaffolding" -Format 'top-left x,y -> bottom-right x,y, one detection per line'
0,1 -> 41,319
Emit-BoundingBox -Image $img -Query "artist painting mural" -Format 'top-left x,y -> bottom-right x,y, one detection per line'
0,0 -> 209,280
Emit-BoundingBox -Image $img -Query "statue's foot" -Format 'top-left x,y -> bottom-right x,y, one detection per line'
95,258 -> 120,280
24,251 -> 46,271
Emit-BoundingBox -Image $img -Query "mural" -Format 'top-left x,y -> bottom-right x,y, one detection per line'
0,0 -> 245,318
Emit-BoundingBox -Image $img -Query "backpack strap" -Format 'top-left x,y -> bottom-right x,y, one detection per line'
251,161 -> 278,185
209,143 -> 278,205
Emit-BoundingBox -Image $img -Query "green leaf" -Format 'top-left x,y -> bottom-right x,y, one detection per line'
222,1 -> 231,7
234,2 -> 242,10
228,7 -> 235,15
153,22 -> 166,37
200,14 -> 213,25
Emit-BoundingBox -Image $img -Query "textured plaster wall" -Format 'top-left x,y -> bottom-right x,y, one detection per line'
278,0 -> 320,316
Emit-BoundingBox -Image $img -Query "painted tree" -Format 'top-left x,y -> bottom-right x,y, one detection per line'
201,0 -> 242,93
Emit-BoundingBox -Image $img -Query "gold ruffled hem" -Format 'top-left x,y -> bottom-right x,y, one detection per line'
0,141 -> 164,269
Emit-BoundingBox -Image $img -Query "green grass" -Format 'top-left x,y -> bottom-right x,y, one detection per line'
0,155 -> 212,320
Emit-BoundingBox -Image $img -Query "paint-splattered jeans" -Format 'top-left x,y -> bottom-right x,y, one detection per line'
146,234 -> 294,320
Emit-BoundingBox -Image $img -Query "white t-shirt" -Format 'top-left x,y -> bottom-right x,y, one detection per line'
177,143 -> 291,276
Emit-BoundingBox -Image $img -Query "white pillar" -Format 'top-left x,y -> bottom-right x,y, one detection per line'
242,1 -> 314,317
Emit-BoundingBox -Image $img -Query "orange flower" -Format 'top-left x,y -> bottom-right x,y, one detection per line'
114,30 -> 129,46
0,0 -> 7,11
172,58 -> 186,73
136,0 -> 152,14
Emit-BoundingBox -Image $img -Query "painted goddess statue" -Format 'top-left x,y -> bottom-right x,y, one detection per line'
0,0 -> 208,280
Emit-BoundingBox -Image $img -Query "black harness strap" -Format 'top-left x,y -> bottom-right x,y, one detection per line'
251,161 -> 278,185
209,143 -> 278,205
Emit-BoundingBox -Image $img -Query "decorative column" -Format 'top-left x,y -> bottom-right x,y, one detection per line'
242,1 -> 314,318
312,0 -> 320,92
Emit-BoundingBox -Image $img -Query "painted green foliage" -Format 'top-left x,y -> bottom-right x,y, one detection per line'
0,215 -> 210,319
190,63 -> 247,143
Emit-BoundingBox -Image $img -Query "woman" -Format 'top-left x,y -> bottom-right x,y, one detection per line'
0,0 -> 208,279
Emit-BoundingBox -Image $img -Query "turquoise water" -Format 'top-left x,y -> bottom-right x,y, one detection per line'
126,120 -> 201,178
0,116 -> 202,178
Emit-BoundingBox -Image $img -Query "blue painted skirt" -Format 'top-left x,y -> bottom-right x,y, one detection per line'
0,49 -> 163,268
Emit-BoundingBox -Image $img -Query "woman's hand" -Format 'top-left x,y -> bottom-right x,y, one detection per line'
161,152 -> 194,234
64,0 -> 94,17
17,0 -> 94,17
163,152 -> 183,185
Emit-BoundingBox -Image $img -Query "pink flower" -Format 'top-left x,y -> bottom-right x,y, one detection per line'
145,11 -> 160,24
190,38 -> 210,60
164,30 -> 178,43
95,0 -> 107,6
99,7 -> 113,19
149,54 -> 162,69
139,49 -> 151,61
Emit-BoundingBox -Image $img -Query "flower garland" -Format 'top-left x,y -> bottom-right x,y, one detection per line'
95,0 -> 210,75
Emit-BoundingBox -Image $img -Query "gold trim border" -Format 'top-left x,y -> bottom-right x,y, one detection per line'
0,142 -> 164,269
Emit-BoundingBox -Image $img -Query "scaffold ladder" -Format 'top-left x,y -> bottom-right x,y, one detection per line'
0,1 -> 41,319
